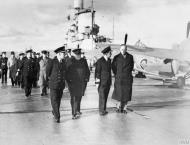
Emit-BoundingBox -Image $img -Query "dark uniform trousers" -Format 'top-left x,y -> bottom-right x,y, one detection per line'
98,84 -> 111,113
70,95 -> 82,115
1,69 -> 7,83
50,89 -> 63,120
24,76 -> 33,96
95,57 -> 112,113
46,57 -> 66,120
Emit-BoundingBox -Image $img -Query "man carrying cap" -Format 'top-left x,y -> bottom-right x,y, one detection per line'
46,46 -> 66,123
0,52 -> 8,83
95,46 -> 112,116
17,49 -> 36,97
39,50 -> 49,96
112,44 -> 134,113
66,47 -> 90,119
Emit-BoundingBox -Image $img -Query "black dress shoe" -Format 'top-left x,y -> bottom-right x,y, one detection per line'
104,111 -> 108,115
77,112 -> 82,115
52,111 -> 55,117
72,115 -> 76,120
72,115 -> 79,120
116,107 -> 123,113
56,118 -> 60,123
123,109 -> 127,114
99,112 -> 106,116
41,93 -> 44,96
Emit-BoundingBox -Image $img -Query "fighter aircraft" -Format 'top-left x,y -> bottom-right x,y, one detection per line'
83,22 -> 190,88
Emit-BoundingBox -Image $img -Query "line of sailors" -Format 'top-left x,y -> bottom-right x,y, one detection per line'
0,51 -> 42,87
0,44 -> 134,123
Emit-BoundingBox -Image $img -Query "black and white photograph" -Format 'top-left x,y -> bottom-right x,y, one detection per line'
0,0 -> 190,145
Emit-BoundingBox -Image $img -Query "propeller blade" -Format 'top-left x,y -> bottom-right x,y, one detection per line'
187,21 -> 190,38
124,33 -> 128,45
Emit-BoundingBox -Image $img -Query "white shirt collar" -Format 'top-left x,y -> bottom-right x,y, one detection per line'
103,55 -> 108,61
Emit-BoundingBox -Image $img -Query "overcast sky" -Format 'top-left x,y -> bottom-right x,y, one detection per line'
0,0 -> 190,51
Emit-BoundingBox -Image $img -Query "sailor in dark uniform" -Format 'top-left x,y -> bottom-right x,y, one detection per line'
95,46 -> 112,115
17,49 -> 36,97
66,48 -> 90,119
0,52 -> 8,83
46,46 -> 66,123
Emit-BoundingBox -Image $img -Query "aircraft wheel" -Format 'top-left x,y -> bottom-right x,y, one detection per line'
177,77 -> 185,88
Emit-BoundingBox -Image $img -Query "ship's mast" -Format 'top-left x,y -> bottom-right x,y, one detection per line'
112,16 -> 115,41
91,0 -> 94,34
65,0 -> 97,49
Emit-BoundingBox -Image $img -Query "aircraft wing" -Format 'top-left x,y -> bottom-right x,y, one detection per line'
127,45 -> 177,59
97,39 -> 190,62
127,45 -> 190,62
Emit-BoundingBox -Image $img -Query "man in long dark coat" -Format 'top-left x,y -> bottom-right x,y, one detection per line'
112,44 -> 134,113
46,46 -> 66,123
17,50 -> 36,97
95,46 -> 112,116
66,48 -> 90,119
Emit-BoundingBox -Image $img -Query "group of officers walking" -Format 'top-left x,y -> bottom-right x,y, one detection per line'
0,43 -> 134,123
0,50 -> 48,94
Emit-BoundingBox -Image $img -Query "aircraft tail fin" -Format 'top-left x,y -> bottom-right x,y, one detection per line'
186,21 -> 190,38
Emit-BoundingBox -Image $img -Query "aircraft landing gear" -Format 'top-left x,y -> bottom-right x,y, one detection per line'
177,77 -> 185,88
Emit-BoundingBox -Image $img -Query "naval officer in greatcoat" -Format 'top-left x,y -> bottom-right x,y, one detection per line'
46,46 -> 66,123
17,49 -> 36,97
66,48 -> 90,119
